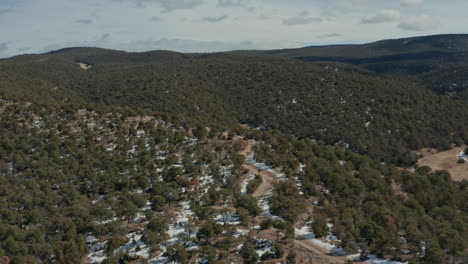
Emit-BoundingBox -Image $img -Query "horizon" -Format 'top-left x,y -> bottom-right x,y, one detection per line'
3,33 -> 467,60
1,0 -> 468,58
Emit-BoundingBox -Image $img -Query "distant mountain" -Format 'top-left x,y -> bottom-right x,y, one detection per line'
232,34 -> 468,100
0,35 -> 467,165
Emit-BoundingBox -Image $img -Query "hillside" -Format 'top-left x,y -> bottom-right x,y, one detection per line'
0,46 -> 467,166
232,34 -> 468,100
0,100 -> 465,264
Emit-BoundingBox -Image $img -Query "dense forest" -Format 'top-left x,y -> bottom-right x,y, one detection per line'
233,34 -> 468,100
0,41 -> 467,165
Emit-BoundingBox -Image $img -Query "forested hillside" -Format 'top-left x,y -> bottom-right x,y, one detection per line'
233,34 -> 468,100
0,100 -> 466,264
0,46 -> 467,166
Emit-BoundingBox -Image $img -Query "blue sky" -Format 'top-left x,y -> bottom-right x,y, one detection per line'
0,0 -> 467,58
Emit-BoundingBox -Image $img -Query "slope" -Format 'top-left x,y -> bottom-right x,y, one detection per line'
0,46 -> 467,165
233,34 -> 468,100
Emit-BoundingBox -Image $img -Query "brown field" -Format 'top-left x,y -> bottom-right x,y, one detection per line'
417,146 -> 467,181
78,62 -> 92,70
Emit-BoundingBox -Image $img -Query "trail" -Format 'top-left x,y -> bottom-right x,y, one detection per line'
294,239 -> 352,264
239,140 -> 278,199
238,139 -> 357,264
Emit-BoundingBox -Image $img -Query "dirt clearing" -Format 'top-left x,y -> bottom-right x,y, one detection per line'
78,63 -> 92,70
417,146 -> 467,181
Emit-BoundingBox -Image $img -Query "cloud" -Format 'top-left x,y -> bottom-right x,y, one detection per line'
76,19 -> 93,24
283,12 -> 323,25
113,0 -> 203,11
0,8 -> 12,16
398,14 -> 437,31
98,33 -> 112,43
157,0 -> 203,12
0,42 -> 8,54
283,17 -> 322,25
361,9 -> 401,24
201,15 -> 228,23
17,47 -> 31,52
217,0 -> 247,7
217,0 -> 254,11
317,33 -> 343,38
401,0 -> 423,7
0,1 -> 14,16
258,14 -> 270,20
150,16 -> 161,22
321,0 -> 372,18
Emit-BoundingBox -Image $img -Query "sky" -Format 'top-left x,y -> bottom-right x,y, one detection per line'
0,0 -> 467,58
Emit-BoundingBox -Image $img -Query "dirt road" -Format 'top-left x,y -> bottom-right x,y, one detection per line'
238,139 -> 359,264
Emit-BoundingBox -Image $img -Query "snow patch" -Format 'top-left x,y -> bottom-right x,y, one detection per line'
241,173 -> 256,195
458,150 -> 468,161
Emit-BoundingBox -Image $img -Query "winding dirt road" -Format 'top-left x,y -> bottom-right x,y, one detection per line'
237,139 -> 360,264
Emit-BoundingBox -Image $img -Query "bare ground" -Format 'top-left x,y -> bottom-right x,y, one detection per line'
417,145 -> 468,181
78,63 -> 92,70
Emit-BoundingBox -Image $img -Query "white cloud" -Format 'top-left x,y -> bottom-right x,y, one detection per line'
283,11 -> 323,26
201,15 -> 229,23
401,0 -> 423,8
398,14 -> 437,31
361,9 -> 401,24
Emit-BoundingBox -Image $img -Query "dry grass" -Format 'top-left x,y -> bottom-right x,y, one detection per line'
417,146 -> 468,181
77,63 -> 92,70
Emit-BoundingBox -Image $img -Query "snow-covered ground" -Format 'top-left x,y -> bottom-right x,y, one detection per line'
215,212 -> 240,226
232,228 -> 249,238
254,238 -> 275,257
240,173 -> 256,195
246,152 -> 286,181
114,231 -> 151,259
293,176 -> 304,195
167,201 -> 195,243
257,189 -> 283,221
245,148 -> 286,222
86,235 -> 107,264
295,222 -> 346,256
295,223 -> 408,264
458,150 -> 468,161
363,255 -> 408,264
149,201 -> 197,264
